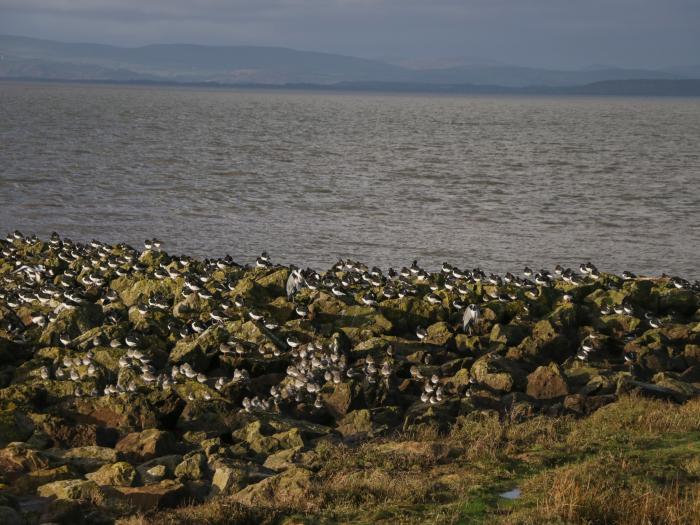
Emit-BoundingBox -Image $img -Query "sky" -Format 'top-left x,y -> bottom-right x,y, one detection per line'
0,0 -> 698,69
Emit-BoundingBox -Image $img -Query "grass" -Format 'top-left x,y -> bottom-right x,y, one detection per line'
116,395 -> 700,525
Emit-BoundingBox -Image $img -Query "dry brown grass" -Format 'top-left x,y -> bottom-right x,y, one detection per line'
115,396 -> 700,525
115,498 -> 283,525
517,454 -> 700,525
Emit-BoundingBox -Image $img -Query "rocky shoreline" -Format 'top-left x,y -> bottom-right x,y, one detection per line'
0,231 -> 698,524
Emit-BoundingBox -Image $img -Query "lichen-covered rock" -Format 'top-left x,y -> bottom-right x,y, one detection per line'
471,355 -> 528,393
489,322 -> 528,347
426,321 -> 455,347
263,446 -> 302,472
174,451 -> 207,481
37,479 -> 101,501
232,466 -> 313,507
380,297 -> 446,333
86,461 -> 137,487
58,446 -> 120,472
232,421 -> 305,455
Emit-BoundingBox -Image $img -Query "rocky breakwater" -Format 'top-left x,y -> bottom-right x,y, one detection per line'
0,230 -> 698,523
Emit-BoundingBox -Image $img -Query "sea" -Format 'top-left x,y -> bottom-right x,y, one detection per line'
1,81 -> 698,278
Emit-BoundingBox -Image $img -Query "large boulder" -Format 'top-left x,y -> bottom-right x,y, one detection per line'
526,363 -> 570,400
232,467 -> 313,507
115,429 -> 179,463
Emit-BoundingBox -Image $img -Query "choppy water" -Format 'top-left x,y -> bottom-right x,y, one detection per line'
1,82 -> 698,277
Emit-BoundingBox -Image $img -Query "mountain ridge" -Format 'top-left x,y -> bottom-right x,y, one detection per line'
1,34 -> 698,90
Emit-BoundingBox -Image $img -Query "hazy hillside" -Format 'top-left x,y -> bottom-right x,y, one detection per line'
0,34 -> 408,84
0,34 -> 697,88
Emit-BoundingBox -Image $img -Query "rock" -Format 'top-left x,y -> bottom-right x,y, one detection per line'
516,319 -> 571,362
263,446 -> 302,472
142,464 -> 168,484
470,355 -> 527,393
0,443 -> 50,483
232,421 -> 305,456
0,506 -> 24,525
208,458 -> 271,498
72,391 -> 184,433
454,334 -> 481,353
113,276 -> 179,308
38,303 -> 104,347
489,322 -> 528,347
425,322 -> 455,347
232,467 -> 312,507
135,455 -> 182,484
652,372 -> 698,399
174,452 -> 207,481
526,363 -> 570,400
336,409 -> 373,439
86,462 -> 137,487
110,480 -> 188,510
658,288 -> 697,316
320,382 -> 363,418
379,297 -> 446,333
685,344 -> 700,367
37,479 -> 101,501
0,409 -> 34,447
336,407 -> 402,439
115,429 -> 179,463
58,446 -> 120,472
37,416 -> 119,449
13,465 -> 78,495
616,376 -> 686,403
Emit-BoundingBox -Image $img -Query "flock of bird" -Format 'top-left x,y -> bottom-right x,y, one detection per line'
1,230 -> 698,415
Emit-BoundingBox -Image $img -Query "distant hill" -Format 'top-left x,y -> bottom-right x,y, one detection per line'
0,34 -> 407,84
0,34 -> 698,93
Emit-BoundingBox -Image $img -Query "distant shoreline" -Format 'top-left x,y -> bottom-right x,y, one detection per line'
2,77 -> 700,97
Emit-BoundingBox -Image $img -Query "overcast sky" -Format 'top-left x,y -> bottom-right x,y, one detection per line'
0,0 -> 698,68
